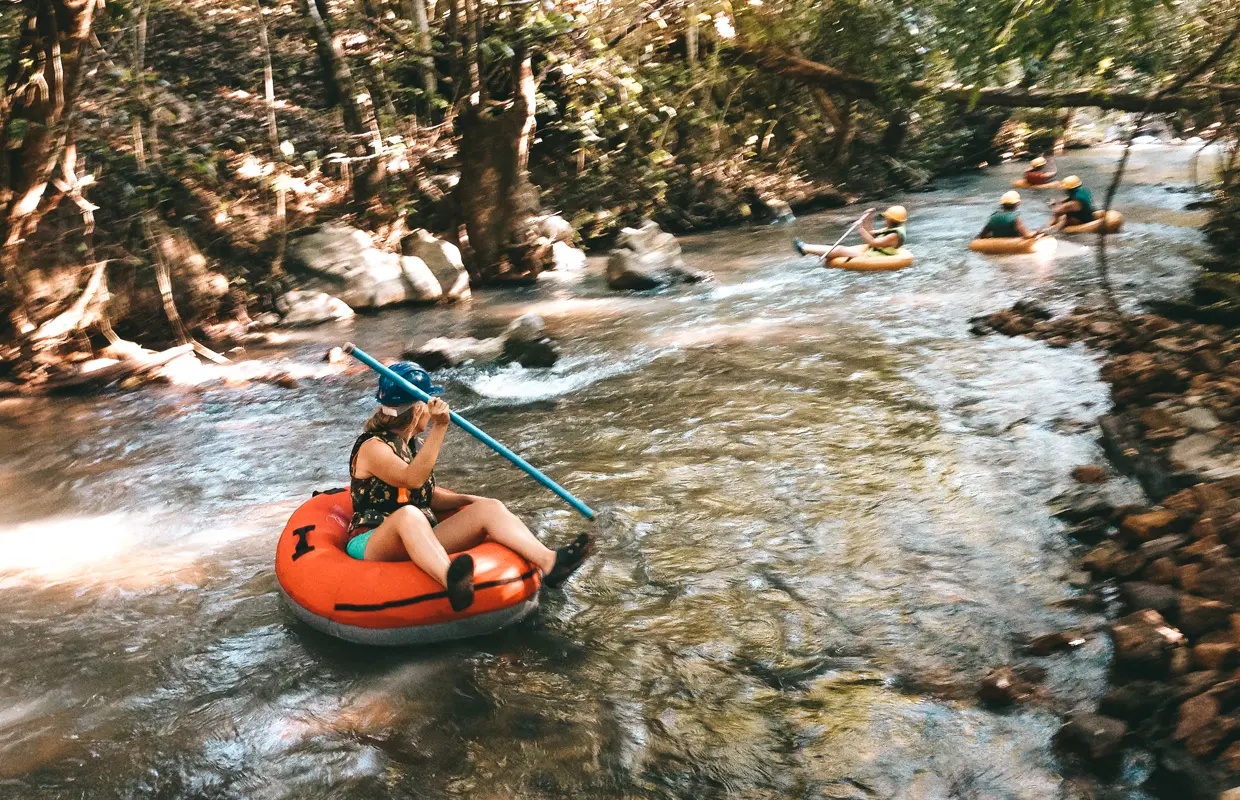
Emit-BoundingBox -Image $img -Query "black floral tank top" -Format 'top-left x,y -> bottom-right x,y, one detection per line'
349,431 -> 436,533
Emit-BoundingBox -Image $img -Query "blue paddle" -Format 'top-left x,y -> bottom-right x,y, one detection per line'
344,343 -> 596,520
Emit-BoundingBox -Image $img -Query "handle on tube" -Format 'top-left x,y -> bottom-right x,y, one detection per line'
344,343 -> 596,520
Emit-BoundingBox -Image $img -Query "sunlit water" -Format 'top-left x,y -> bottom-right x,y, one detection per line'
0,145 -> 1217,799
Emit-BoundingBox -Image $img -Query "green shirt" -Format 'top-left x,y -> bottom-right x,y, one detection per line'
1066,187 -> 1095,224
985,210 -> 1020,238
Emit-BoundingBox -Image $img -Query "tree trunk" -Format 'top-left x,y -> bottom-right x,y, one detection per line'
403,0 -> 437,104
0,0 -> 100,354
733,43 -> 1240,113
810,89 -> 854,168
298,0 -> 380,203
454,49 -> 543,282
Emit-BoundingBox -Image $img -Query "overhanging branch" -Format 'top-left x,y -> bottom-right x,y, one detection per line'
733,43 -> 1240,113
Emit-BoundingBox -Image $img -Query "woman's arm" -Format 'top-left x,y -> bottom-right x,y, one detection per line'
859,228 -> 900,249
1015,218 -> 1035,239
358,422 -> 447,489
431,486 -> 477,512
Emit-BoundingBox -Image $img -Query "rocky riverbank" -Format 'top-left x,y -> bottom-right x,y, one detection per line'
974,302 -> 1240,797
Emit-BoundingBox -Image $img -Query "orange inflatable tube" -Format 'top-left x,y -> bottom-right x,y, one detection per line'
275,490 -> 541,645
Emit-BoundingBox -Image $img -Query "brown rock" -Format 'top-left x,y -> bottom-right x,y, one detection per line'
1219,512 -> 1240,544
1111,609 -> 1186,677
1193,349 -> 1225,374
1141,534 -> 1188,560
1180,594 -> 1236,636
1083,541 -> 1126,576
1020,630 -> 1088,656
1054,713 -> 1128,762
1192,517 -> 1219,539
1119,582 -> 1178,617
1194,642 -> 1240,671
325,346 -> 346,364
1176,691 -> 1221,746
1163,488 -> 1203,519
1181,534 -> 1226,562
1144,557 -> 1179,585
1140,407 -> 1179,431
1194,560 -> 1240,605
1175,670 -> 1223,703
1099,680 -> 1173,723
274,374 -> 300,389
1114,552 -> 1149,578
1171,646 -> 1194,676
978,666 -> 1034,707
1065,517 -> 1110,544
1219,740 -> 1240,773
1194,482 -> 1233,513
1175,691 -> 1235,757
1180,562 -> 1204,591
1072,465 -> 1108,484
1121,510 -> 1181,541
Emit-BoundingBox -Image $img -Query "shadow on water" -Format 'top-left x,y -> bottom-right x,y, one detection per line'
0,144 -> 1214,799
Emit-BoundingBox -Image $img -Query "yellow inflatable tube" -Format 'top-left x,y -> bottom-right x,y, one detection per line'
969,237 -> 1057,255
825,248 -> 915,272
1062,210 -> 1125,235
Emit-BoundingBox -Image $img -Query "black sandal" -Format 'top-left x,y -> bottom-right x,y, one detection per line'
544,533 -> 595,587
446,554 -> 475,612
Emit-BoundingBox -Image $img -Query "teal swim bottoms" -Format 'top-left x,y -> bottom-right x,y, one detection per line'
346,530 -> 373,560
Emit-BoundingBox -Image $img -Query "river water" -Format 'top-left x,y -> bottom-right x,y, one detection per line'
0,145 -> 1218,799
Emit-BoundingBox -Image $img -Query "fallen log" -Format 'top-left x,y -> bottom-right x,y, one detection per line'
42,343 -> 194,395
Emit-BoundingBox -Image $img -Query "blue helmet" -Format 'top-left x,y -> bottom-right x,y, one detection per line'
376,361 -> 444,409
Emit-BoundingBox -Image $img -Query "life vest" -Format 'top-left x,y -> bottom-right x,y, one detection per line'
1065,187 -> 1095,224
986,211 -> 1020,238
868,224 -> 907,256
348,431 -> 436,533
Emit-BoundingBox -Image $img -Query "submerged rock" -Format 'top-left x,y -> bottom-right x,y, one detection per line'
977,666 -> 1035,707
404,313 -> 559,370
405,336 -> 505,370
1071,464 -> 1108,484
1054,713 -> 1128,763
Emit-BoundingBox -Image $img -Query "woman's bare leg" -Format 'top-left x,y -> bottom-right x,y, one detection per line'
362,506 -> 453,586
802,243 -> 865,260
432,498 -> 557,574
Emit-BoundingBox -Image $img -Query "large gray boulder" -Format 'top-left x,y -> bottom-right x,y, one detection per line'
276,290 -> 355,327
606,221 -> 712,290
287,223 -> 443,308
402,228 -> 471,301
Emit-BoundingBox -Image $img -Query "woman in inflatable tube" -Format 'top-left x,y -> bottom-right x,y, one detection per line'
347,362 -> 594,612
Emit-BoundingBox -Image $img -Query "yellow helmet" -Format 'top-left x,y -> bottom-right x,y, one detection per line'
1001,191 -> 1021,205
1030,156 -> 1047,168
883,205 -> 908,223
1062,175 -> 1082,189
